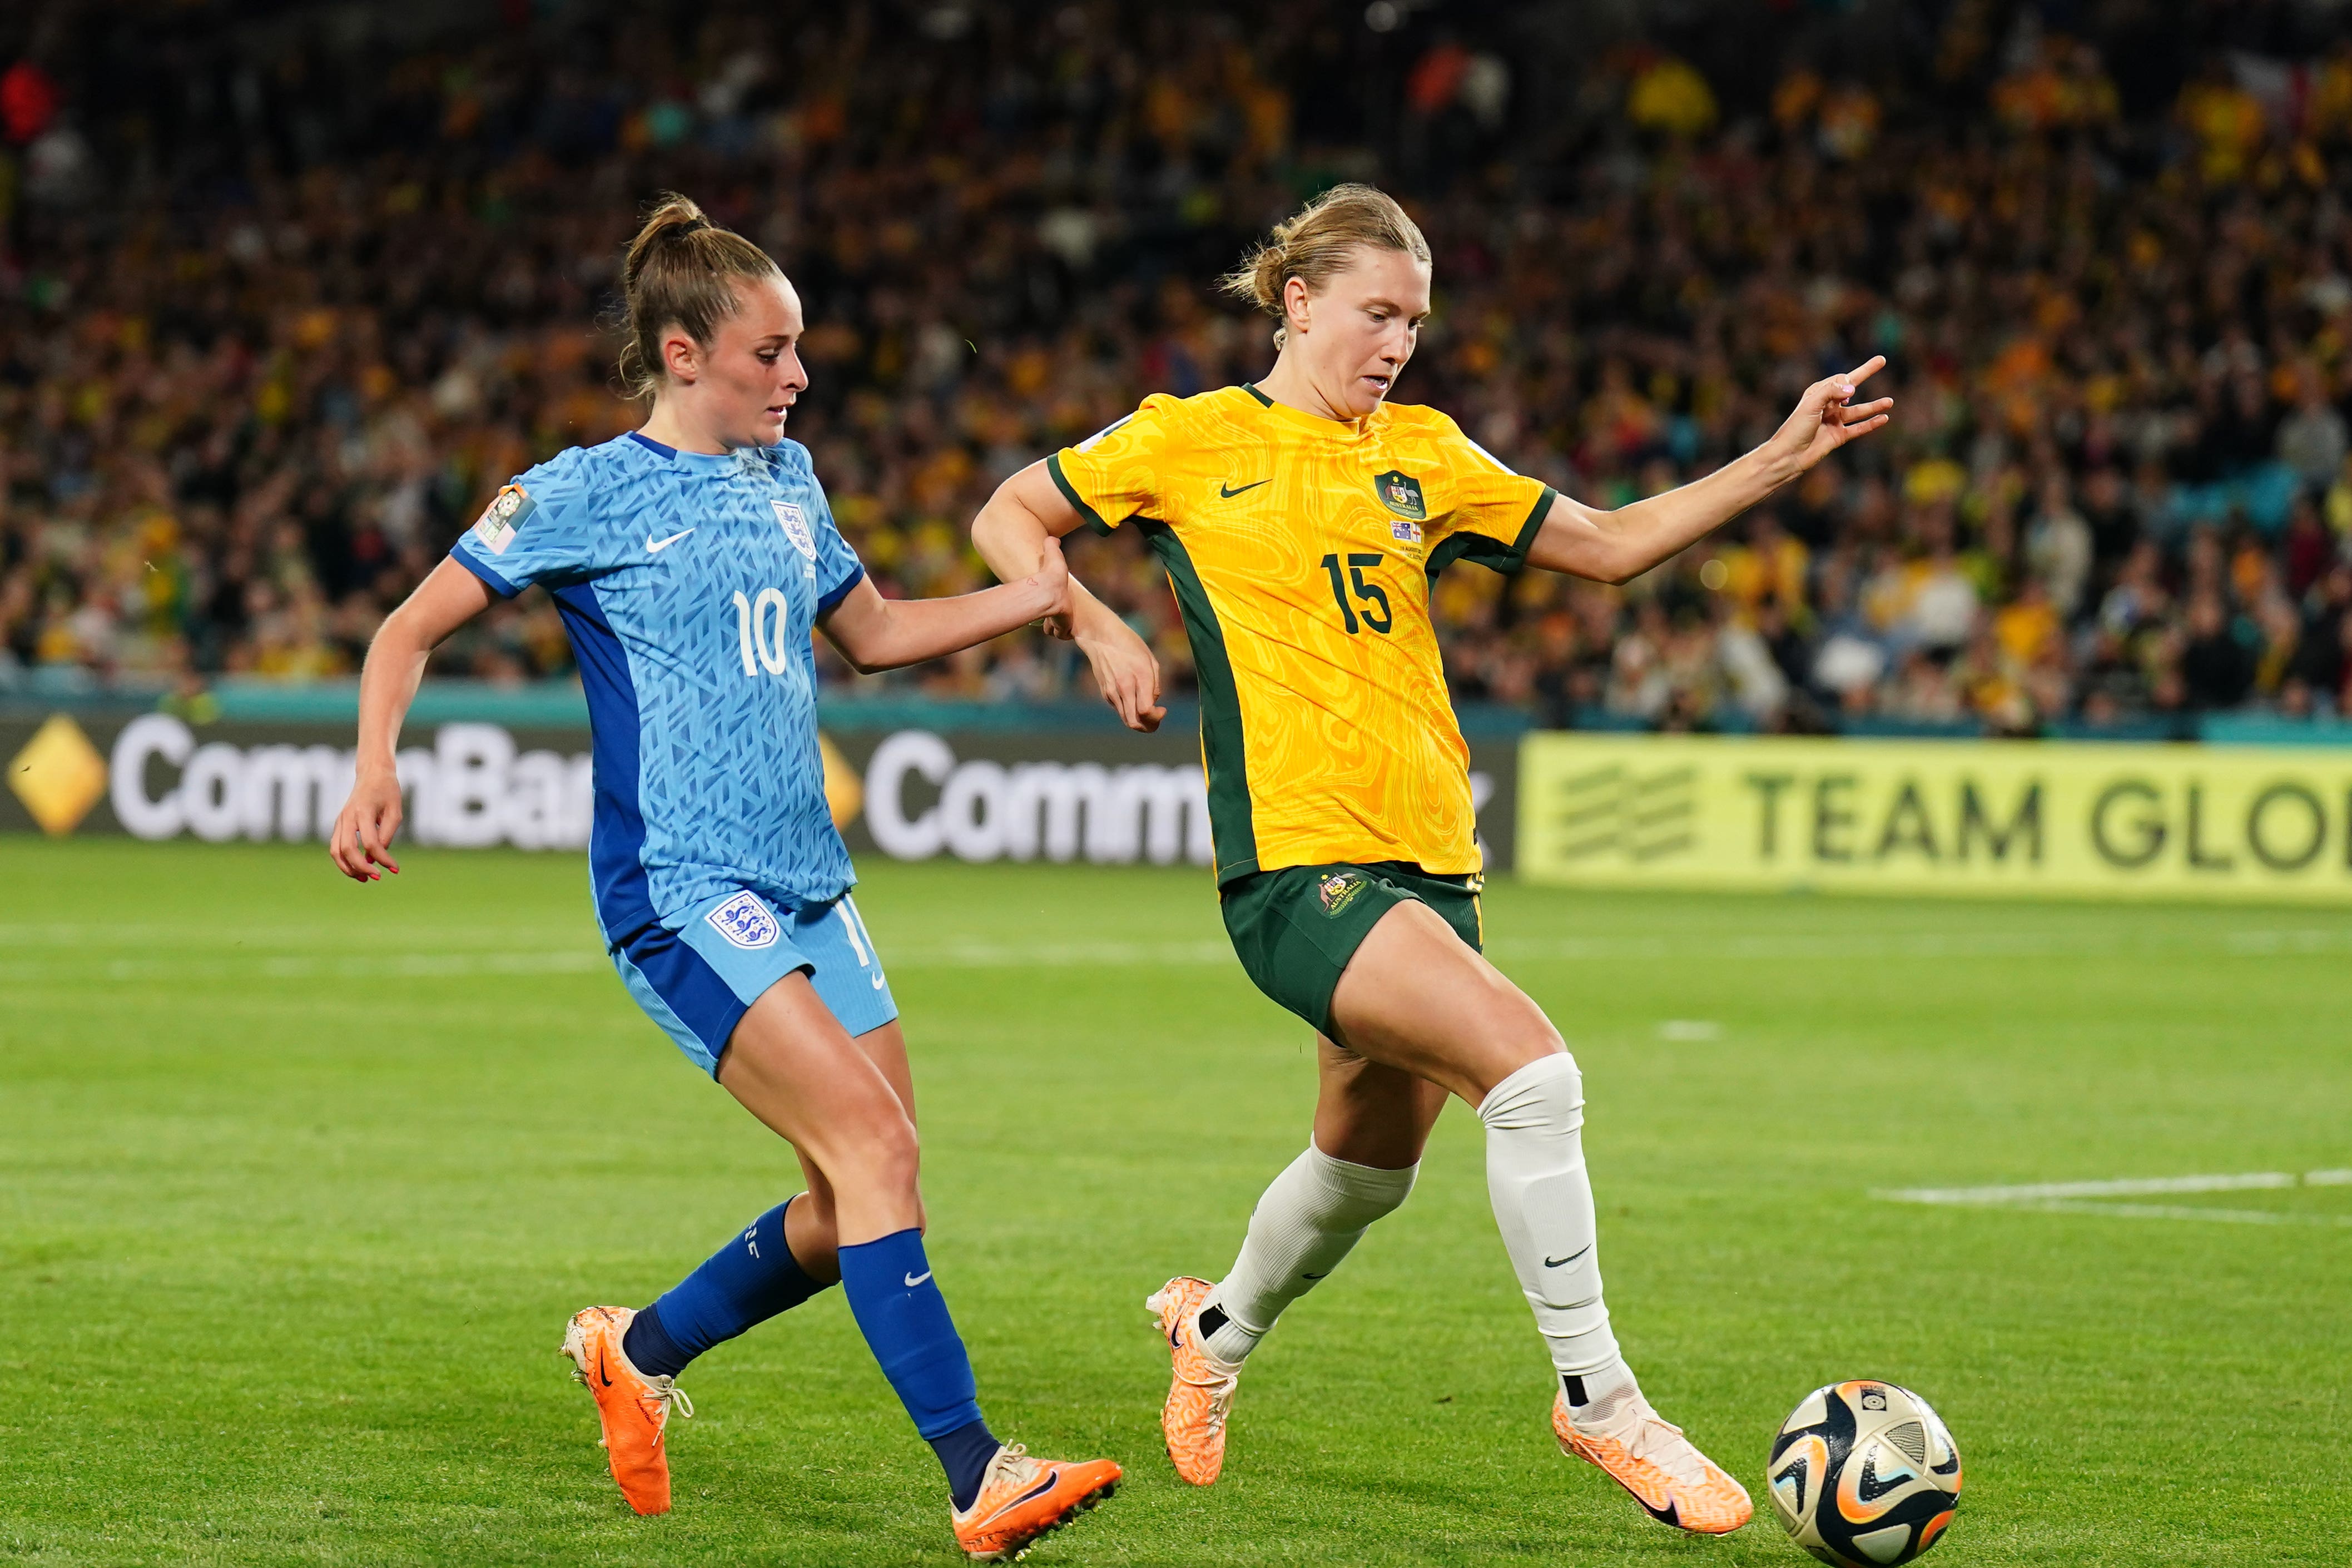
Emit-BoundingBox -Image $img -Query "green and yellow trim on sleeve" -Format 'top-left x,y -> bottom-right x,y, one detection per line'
1425,484 -> 1558,580
1044,453 -> 1116,537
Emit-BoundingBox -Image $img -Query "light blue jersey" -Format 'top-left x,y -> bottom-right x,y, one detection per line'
450,431 -> 865,944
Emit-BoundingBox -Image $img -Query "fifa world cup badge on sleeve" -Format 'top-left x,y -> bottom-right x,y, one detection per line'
771,500 -> 816,559
472,485 -> 534,555
707,891 -> 782,949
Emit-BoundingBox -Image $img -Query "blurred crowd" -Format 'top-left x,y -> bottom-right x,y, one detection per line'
9,0 -> 2352,732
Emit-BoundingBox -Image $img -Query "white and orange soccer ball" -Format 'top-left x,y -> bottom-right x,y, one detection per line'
1766,1380 -> 1962,1566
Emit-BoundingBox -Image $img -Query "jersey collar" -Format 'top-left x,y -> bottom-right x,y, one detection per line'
1239,383 -> 1381,439
626,429 -> 758,473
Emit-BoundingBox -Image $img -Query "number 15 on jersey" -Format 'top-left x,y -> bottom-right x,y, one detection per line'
1319,553 -> 1392,635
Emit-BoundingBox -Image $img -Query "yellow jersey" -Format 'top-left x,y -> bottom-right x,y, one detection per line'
1049,384 -> 1555,884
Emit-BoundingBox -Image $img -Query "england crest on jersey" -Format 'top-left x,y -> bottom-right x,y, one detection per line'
772,500 -> 816,559
706,890 -> 781,949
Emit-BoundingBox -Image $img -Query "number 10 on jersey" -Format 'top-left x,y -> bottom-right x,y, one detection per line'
1320,553 -> 1392,635
732,588 -> 796,676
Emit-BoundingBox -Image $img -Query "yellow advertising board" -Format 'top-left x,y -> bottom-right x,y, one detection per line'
1517,733 -> 2352,904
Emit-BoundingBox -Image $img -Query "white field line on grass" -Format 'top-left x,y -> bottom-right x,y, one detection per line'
1878,1169 -> 2352,1228
11,924 -> 2352,976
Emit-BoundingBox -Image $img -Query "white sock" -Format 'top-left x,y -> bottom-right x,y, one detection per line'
1477,1053 -> 1638,1414
1199,1142 -> 1418,1362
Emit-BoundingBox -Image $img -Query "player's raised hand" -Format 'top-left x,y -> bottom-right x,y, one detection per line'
1764,356 -> 1893,477
329,767 -> 404,882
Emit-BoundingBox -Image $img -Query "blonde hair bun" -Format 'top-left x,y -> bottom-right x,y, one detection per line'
1219,183 -> 1431,349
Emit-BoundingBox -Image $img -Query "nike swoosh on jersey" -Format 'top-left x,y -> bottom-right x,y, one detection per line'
646,528 -> 697,552
1218,479 -> 1270,498
904,1270 -> 933,1288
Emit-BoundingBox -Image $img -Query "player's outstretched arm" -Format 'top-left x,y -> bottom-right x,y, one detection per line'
329,557 -> 497,882
970,461 -> 1165,732
1524,356 -> 1892,585
817,535 -> 1070,674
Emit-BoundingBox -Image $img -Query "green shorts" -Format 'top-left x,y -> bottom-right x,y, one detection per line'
1219,861 -> 1484,1037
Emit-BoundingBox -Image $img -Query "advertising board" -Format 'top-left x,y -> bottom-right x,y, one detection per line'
1519,732 -> 2352,904
2,711 -> 1519,870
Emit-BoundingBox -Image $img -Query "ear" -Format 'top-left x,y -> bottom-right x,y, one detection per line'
1282,276 -> 1313,339
660,326 -> 701,384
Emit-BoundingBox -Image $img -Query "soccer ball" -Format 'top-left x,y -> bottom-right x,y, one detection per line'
1765,1380 -> 1962,1566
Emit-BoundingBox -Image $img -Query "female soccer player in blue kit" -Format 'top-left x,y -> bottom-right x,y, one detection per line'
327,196 -> 1119,1561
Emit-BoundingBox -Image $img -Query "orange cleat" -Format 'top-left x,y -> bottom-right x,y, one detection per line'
950,1442 -> 1121,1561
559,1305 -> 694,1516
1145,1276 -> 1242,1486
1552,1388 -> 1752,1535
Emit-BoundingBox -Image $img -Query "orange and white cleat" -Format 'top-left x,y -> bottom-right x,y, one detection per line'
559,1305 -> 694,1516
1145,1276 -> 1242,1485
950,1442 -> 1121,1561
1552,1388 -> 1752,1534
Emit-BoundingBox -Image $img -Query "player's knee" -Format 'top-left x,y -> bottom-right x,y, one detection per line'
1312,1143 -> 1419,1224
810,1104 -> 921,1197
1475,1048 -> 1582,1130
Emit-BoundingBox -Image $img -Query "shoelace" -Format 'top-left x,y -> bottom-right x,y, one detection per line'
646,1374 -> 694,1421
1177,1328 -> 1240,1432
1617,1410 -> 1709,1488
984,1442 -> 1039,1495
1569,1396 -> 1710,1489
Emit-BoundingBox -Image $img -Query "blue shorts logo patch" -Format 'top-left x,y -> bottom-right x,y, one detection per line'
706,891 -> 781,949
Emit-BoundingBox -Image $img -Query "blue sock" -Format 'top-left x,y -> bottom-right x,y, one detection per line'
622,1198 -> 833,1379
836,1229 -> 997,1509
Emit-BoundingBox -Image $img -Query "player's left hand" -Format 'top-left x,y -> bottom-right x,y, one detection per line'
1764,356 -> 1893,478
1027,534 -> 1073,627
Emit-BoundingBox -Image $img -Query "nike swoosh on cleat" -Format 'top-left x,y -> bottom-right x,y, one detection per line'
904,1270 -> 932,1287
1544,1244 -> 1594,1268
1301,1272 -> 1327,1279
597,1350 -> 613,1388
646,528 -> 696,552
1003,1470 -> 1062,1515
1218,479 -> 1270,498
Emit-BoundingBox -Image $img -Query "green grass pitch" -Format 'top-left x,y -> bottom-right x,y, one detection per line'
3,837 -> 2348,1566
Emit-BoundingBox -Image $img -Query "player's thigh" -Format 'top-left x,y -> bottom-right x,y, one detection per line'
1327,900 -> 1562,1105
716,972 -> 915,1175
1312,1032 -> 1450,1170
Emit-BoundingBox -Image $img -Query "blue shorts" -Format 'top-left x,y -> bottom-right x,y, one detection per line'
612,887 -> 900,1077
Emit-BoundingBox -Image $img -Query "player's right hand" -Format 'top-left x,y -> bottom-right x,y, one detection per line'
329,767 -> 404,882
1078,618 -> 1165,733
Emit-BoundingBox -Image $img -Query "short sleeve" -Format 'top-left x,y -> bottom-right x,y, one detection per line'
808,486 -> 866,614
1426,420 -> 1556,577
1045,395 -> 1177,534
448,461 -> 600,598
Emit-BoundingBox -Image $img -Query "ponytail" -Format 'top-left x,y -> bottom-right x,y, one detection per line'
616,193 -> 783,399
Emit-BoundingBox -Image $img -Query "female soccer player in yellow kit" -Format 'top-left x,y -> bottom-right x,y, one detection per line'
970,184 -> 1889,1536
